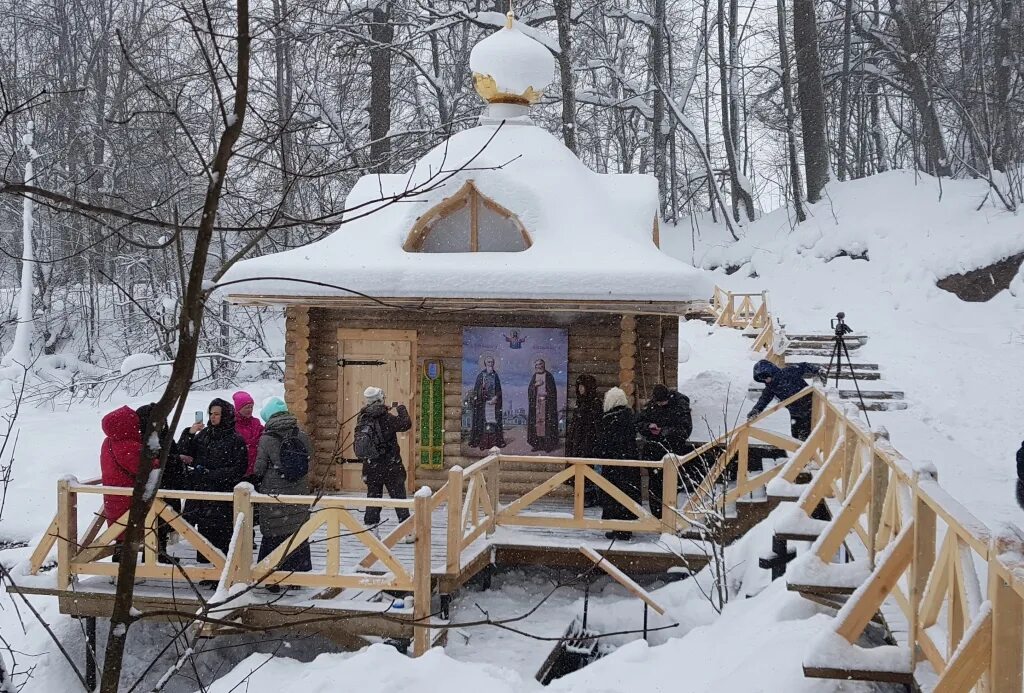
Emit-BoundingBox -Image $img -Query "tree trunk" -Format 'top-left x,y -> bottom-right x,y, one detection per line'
717,0 -> 755,220
97,1 -> 253,689
836,0 -> 854,180
553,0 -> 578,154
368,3 -> 393,174
792,0 -> 830,202
651,0 -> 668,214
991,0 -> 1015,172
777,0 -> 806,222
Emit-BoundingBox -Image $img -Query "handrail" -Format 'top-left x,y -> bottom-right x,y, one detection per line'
710,285 -> 784,365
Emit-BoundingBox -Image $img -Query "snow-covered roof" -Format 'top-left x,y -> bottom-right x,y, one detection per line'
222,115 -> 710,306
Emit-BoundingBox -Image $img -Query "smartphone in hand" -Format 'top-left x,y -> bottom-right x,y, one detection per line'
194,411 -> 204,424
392,401 -> 398,409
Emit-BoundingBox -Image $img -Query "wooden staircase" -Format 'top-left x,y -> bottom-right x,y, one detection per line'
744,332 -> 908,412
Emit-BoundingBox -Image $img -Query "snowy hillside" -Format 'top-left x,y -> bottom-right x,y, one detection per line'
665,170 -> 1024,531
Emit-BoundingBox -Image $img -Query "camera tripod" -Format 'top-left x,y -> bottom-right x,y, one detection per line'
824,312 -> 871,425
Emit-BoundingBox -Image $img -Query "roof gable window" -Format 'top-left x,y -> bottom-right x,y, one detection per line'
404,181 -> 532,253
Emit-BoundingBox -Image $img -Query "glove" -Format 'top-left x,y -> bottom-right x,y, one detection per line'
747,410 -> 760,420
193,464 -> 208,475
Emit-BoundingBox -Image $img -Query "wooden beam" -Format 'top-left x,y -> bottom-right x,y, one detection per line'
835,522 -> 914,643
447,466 -> 463,574
579,546 -> 666,615
933,607 -> 992,693
412,491 -> 432,657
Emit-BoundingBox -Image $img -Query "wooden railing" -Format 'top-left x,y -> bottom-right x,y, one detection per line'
710,286 -> 784,366
23,386 -> 1023,681
778,390 -> 1024,690
23,479 -> 435,655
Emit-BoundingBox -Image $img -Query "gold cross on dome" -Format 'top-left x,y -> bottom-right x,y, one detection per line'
505,0 -> 515,27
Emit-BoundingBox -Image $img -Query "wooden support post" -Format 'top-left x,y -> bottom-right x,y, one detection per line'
446,467 -> 464,574
326,508 -> 341,576
868,449 -> 889,570
84,616 -> 97,690
620,314 -> 637,402
412,490 -> 432,657
486,452 -> 501,526
231,484 -> 253,586
56,478 -> 77,589
573,463 -> 585,521
909,477 -> 936,673
144,501 -> 160,567
661,455 -> 678,533
989,549 -> 1024,691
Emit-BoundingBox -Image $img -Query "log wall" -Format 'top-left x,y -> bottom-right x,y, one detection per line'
290,308 -> 678,494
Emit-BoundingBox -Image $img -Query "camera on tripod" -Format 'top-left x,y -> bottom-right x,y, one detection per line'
831,311 -> 853,338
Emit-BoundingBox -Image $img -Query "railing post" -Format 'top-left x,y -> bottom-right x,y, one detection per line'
910,472 -> 936,675
487,450 -> 501,522
56,477 -> 78,589
661,455 -> 678,533
231,483 -> 253,586
989,540 -> 1024,691
446,466 -> 464,574
412,489 -> 432,656
868,442 -> 889,570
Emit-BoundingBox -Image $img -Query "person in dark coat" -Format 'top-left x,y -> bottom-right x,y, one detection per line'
595,387 -> 640,541
527,358 -> 560,452
566,374 -> 602,507
358,386 -> 415,536
135,402 -> 186,560
468,357 -> 505,450
253,397 -> 313,577
1016,441 -> 1024,511
636,384 -> 693,519
178,398 -> 248,569
747,360 -> 823,440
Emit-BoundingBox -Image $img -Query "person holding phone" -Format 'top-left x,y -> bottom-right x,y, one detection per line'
178,398 -> 248,581
355,386 -> 414,539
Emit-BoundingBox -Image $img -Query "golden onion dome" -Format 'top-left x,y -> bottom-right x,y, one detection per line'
470,13 -> 554,106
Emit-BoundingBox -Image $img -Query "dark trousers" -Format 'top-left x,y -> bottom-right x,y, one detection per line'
258,533 -> 312,572
790,403 -> 813,441
600,466 -> 643,521
363,460 -> 410,526
648,469 -> 664,520
193,516 -> 234,564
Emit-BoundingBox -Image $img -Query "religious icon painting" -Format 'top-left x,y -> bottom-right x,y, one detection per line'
460,326 -> 568,457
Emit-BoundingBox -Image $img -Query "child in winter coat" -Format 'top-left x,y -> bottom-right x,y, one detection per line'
100,406 -> 155,561
232,391 -> 264,478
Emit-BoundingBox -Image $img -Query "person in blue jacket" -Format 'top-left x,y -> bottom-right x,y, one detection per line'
746,360 -> 823,440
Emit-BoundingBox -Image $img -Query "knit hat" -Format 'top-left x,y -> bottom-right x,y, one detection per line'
233,391 -> 255,412
651,384 -> 670,403
603,387 -> 628,412
260,397 -> 288,422
363,386 -> 385,404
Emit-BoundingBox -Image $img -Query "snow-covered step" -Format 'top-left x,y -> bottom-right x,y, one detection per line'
747,386 -> 904,400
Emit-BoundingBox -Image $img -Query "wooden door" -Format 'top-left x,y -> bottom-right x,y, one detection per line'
337,329 -> 416,492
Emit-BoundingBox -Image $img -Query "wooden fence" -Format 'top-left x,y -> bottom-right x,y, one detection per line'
709,286 -> 784,365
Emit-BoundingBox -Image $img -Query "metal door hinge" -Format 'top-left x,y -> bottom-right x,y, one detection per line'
337,358 -> 386,367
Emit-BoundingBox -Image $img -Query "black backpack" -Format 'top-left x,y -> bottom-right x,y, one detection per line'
273,430 -> 310,482
353,414 -> 387,461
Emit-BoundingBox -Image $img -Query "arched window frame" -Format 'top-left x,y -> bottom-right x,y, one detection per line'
403,180 -> 533,252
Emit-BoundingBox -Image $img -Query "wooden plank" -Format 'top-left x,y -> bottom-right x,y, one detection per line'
447,467 -> 463,573
498,466 -> 576,520
579,546 -> 666,615
835,522 -> 914,643
56,478 -> 77,589
933,607 -> 992,693
412,492 -> 432,657
990,555 -> 1024,692
580,465 -> 653,522
28,516 -> 59,574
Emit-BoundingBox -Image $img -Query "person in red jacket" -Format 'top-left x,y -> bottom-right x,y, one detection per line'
232,391 -> 264,478
99,406 -> 158,561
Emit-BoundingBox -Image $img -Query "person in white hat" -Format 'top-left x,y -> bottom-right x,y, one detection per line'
354,386 -> 415,541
